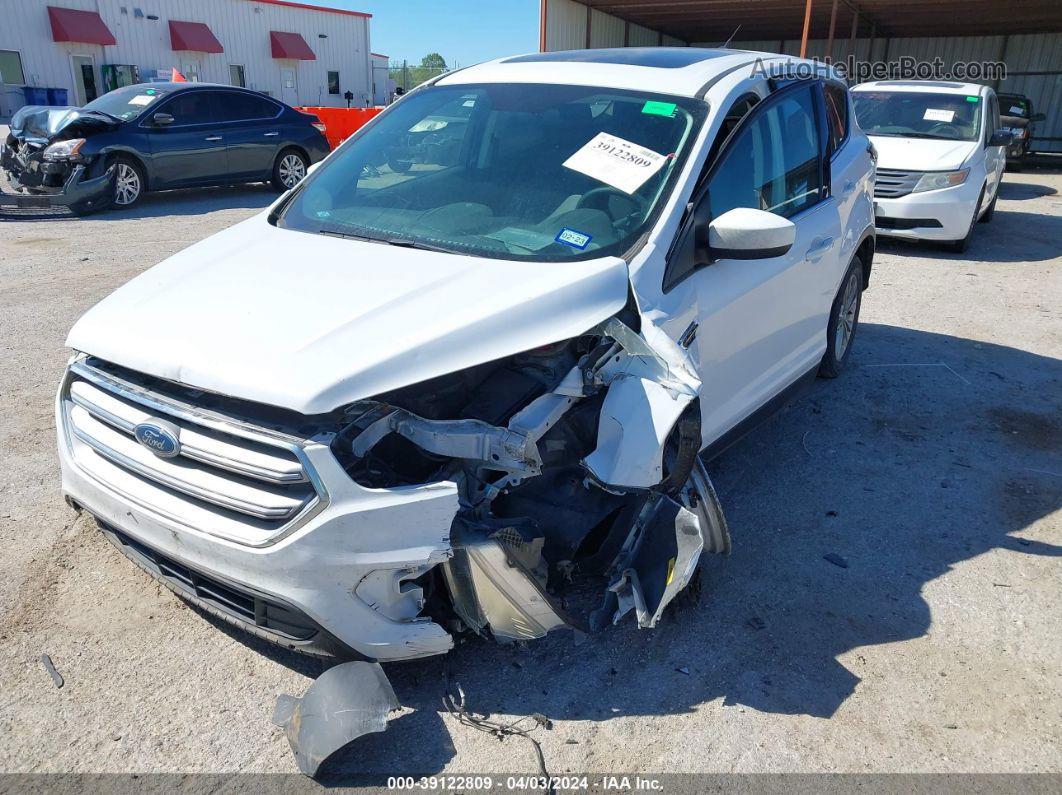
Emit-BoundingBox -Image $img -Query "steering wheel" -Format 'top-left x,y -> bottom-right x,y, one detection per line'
926,122 -> 961,139
576,186 -> 648,226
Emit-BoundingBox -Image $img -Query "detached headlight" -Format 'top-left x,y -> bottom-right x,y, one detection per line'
912,169 -> 969,193
42,138 -> 86,161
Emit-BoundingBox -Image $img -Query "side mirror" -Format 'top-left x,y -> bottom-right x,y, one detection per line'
705,208 -> 796,260
988,129 -> 1014,147
1031,112 -> 1046,122
151,112 -> 174,127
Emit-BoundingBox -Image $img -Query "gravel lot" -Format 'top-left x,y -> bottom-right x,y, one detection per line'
1,168 -> 1059,781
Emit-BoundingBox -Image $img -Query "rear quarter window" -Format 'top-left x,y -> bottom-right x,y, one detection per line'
824,83 -> 849,154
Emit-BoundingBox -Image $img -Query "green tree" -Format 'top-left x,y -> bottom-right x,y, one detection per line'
420,53 -> 448,71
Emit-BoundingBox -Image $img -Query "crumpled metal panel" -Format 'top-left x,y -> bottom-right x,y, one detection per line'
273,661 -> 399,777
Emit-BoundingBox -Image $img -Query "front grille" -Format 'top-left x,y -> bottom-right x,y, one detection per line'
61,359 -> 324,546
95,519 -> 353,658
874,168 -> 922,199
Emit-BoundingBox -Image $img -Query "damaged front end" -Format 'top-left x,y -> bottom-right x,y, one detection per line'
334,310 -> 730,647
1,105 -> 117,213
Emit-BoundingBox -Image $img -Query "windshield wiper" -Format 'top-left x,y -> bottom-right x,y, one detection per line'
83,109 -> 122,122
384,237 -> 464,255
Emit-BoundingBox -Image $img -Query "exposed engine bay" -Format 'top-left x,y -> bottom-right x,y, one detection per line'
327,309 -> 732,644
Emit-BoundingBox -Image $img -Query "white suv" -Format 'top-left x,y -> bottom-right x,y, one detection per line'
57,48 -> 875,664
852,80 -> 1011,252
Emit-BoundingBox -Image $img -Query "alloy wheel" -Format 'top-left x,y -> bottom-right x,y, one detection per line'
278,154 -> 306,188
834,270 -> 860,359
114,163 -> 141,206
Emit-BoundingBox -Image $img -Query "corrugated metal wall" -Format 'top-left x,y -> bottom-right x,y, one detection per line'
0,0 -> 374,118
543,0 -> 588,51
590,9 -> 625,49
544,0 -> 684,50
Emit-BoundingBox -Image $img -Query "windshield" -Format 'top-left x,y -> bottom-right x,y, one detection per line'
277,83 -> 706,261
83,85 -> 169,121
853,91 -> 982,142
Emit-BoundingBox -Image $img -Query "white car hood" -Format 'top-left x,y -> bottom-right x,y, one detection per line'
67,214 -> 630,414
869,135 -> 977,172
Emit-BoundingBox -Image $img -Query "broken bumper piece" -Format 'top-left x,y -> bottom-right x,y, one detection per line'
273,661 -> 400,777
0,153 -> 115,212
443,516 -> 580,643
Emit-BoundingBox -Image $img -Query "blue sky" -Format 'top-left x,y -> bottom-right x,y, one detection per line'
321,1 -> 541,68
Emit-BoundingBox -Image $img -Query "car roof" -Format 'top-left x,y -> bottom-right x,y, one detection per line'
852,80 -> 987,96
436,47 -> 830,99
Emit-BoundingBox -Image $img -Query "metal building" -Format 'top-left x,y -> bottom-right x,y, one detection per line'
539,0 -> 1062,152
0,0 -> 377,119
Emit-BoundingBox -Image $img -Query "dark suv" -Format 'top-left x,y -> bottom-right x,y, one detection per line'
1,83 -> 330,214
997,93 -> 1046,169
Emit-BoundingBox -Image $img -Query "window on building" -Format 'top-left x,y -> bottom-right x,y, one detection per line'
0,50 -> 25,85
327,70 -> 340,95
229,64 -> 246,88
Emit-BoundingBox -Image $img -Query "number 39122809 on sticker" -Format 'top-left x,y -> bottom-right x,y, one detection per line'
563,131 -> 668,194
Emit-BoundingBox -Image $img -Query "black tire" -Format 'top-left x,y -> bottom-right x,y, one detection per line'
943,184 -> 984,253
978,192 -> 997,223
818,257 -> 864,379
271,148 -> 309,191
111,155 -> 145,209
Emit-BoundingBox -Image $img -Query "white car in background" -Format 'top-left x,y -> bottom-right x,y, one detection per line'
56,49 -> 875,725
852,80 -> 1012,252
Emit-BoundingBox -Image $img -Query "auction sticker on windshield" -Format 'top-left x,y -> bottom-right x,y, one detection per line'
923,108 -> 955,122
563,132 -> 667,194
128,95 -> 158,106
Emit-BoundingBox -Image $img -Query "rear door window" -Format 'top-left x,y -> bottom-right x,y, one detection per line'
218,92 -> 282,122
824,83 -> 848,154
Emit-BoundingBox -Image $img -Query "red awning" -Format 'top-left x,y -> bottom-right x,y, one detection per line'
270,31 -> 316,60
47,6 -> 116,46
169,20 -> 223,53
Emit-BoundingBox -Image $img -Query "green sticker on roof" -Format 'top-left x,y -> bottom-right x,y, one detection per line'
642,101 -> 677,117
966,96 -> 979,102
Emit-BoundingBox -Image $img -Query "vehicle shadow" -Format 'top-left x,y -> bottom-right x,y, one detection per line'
311,322 -> 1061,779
996,181 -> 1057,200
95,183 -> 278,220
0,183 -> 278,223
877,207 -> 1062,262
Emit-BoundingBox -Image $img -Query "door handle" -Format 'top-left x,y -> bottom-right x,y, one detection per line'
263,131 -> 279,137
204,135 -> 223,142
842,179 -> 857,195
804,237 -> 834,261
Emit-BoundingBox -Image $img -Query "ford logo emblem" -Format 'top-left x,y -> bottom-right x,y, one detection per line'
133,420 -> 181,458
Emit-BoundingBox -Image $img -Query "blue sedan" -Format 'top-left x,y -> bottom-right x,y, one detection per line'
1,82 -> 330,214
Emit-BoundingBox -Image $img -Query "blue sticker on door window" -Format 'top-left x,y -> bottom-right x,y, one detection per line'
555,227 -> 592,249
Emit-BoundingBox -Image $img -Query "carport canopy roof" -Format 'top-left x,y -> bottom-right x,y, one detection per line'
578,0 -> 1062,42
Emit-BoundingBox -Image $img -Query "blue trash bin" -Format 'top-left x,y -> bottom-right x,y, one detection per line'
22,86 -> 48,105
47,87 -> 69,106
